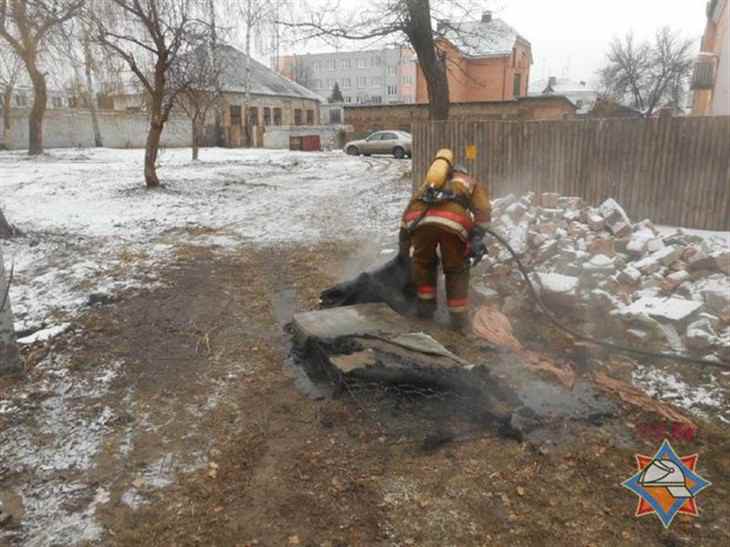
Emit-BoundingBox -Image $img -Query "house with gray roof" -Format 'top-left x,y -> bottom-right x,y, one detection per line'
417,11 -> 533,103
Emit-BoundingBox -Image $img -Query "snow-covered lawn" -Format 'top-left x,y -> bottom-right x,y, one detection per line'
1,147 -> 411,333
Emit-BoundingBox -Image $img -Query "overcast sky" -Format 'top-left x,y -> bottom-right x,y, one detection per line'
496,0 -> 707,85
280,0 -> 708,89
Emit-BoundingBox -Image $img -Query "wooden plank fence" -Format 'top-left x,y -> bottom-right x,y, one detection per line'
412,117 -> 730,230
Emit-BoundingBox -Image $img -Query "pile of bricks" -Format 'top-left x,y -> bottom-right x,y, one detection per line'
475,192 -> 730,362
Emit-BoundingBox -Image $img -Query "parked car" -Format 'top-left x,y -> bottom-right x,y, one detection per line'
345,130 -> 412,159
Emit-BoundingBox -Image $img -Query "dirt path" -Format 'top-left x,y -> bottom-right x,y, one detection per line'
2,241 -> 729,547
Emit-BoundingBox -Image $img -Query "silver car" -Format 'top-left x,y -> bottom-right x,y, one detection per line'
345,130 -> 412,159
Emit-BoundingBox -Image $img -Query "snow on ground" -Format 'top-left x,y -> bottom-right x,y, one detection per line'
0,147 -> 411,334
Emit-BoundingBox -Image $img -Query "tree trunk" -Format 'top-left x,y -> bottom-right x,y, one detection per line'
2,91 -> 12,150
0,207 -> 15,239
83,36 -> 103,147
0,245 -> 21,375
27,64 -> 47,155
192,116 -> 200,160
144,113 -> 164,188
406,0 -> 449,121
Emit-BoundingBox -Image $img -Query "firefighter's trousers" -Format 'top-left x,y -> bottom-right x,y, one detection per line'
411,224 -> 470,316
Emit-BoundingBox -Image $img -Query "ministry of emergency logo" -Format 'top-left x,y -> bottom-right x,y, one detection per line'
622,439 -> 711,528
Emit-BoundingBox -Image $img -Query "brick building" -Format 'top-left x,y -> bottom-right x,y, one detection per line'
344,95 -> 576,135
692,0 -> 729,115
416,11 -> 532,104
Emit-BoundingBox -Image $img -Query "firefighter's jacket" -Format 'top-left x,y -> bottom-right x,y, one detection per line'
400,174 -> 492,241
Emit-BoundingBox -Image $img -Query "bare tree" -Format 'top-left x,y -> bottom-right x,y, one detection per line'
0,244 -> 21,375
599,27 -> 694,117
172,43 -> 226,160
282,0 -> 490,120
51,14 -> 104,146
0,41 -> 23,149
92,0 -> 211,187
0,0 -> 86,155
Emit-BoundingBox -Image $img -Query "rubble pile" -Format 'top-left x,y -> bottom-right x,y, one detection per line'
476,192 -> 730,362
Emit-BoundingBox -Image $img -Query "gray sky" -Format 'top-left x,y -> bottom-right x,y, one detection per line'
495,0 -> 707,85
280,0 -> 708,89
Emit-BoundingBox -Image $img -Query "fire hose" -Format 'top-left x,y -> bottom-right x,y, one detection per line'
482,227 -> 730,370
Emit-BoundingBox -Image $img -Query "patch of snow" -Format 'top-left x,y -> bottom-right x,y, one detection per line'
17,323 -> 70,344
621,297 -> 703,322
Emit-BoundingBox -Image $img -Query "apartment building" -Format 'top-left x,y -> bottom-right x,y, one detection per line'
276,47 -> 417,105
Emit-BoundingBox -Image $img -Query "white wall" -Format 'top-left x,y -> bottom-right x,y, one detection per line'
1,109 -> 192,150
263,125 -> 352,150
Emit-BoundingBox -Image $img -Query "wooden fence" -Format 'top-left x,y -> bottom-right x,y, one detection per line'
411,116 -> 730,230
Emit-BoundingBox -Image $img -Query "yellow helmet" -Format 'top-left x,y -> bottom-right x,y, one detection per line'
425,148 -> 454,190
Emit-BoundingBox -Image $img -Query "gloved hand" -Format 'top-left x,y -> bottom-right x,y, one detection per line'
467,226 -> 488,266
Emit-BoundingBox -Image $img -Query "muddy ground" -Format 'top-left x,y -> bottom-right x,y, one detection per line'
2,239 -> 729,547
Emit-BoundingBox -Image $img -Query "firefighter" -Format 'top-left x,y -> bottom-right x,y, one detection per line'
399,149 -> 491,331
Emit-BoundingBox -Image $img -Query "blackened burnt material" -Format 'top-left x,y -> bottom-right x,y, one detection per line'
319,255 -> 418,316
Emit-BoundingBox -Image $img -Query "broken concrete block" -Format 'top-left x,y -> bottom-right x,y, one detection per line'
536,222 -> 558,237
701,286 -> 730,314
536,240 -> 559,262
562,209 -> 581,222
583,254 -> 617,274
663,271 -> 690,290
633,246 -> 683,275
505,201 -> 528,222
567,221 -> 589,239
606,219 -> 632,238
711,251 -> 730,275
471,283 -> 501,305
587,213 -> 605,231
622,297 -> 703,323
558,196 -> 584,209
617,266 -> 642,285
599,198 -> 631,225
528,230 -> 547,249
541,192 -> 560,208
647,238 -> 666,254
588,238 -> 616,257
687,250 -> 716,272
626,328 -> 651,344
656,322 -> 686,353
534,272 -> 579,308
627,233 -> 651,256
685,319 -> 718,351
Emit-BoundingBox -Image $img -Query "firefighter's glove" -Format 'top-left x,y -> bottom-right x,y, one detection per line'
467,226 -> 488,266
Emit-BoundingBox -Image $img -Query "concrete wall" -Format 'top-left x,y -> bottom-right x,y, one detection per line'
2,109 -> 191,150
344,96 -> 576,134
262,125 -> 352,150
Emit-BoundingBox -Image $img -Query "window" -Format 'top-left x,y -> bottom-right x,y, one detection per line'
387,85 -> 398,96
230,105 -> 242,126
248,106 -> 258,126
386,65 -> 397,75
370,76 -> 383,87
326,78 -> 335,88
273,107 -> 282,126
327,59 -> 336,71
306,109 -> 314,125
366,132 -> 382,141
370,95 -> 382,104
52,96 -> 63,108
371,55 -> 382,66
313,79 -> 322,89
342,78 -> 351,89
313,62 -> 321,72
263,107 -> 272,126
401,75 -> 414,85
357,76 -> 367,88
380,132 -> 397,140
357,58 -> 367,69
344,96 -> 352,103
340,59 -> 351,70
14,95 -> 26,107
513,73 -> 522,98
294,108 -> 302,125
68,96 -> 79,108
329,109 -> 342,124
